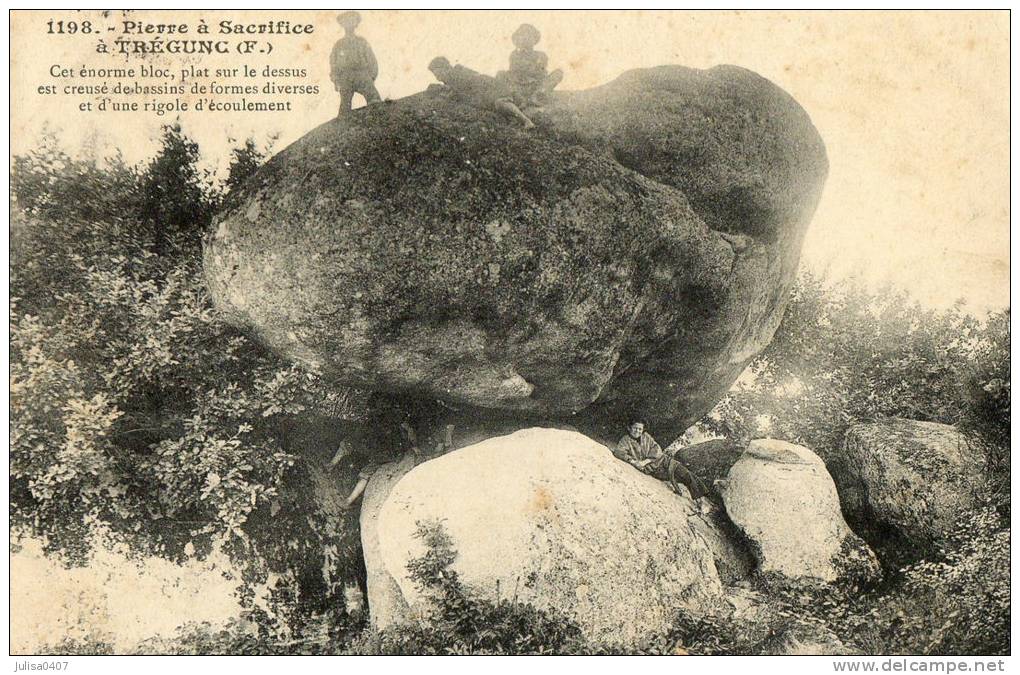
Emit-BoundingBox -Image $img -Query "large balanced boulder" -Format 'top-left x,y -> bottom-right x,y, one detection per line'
364,428 -> 725,645
204,65 -> 827,440
718,439 -> 880,585
837,419 -> 986,551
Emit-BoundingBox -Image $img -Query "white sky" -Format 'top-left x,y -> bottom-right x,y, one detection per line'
10,10 -> 1010,314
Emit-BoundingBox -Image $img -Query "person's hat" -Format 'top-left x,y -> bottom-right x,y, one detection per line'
428,56 -> 451,71
337,11 -> 361,28
512,23 -> 541,47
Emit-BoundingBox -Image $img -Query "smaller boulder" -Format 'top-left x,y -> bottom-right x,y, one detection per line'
718,439 -> 880,585
838,419 -> 986,551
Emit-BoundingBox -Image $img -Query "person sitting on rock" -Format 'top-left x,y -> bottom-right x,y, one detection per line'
330,11 -> 382,117
500,23 -> 563,107
614,418 -> 709,501
427,56 -> 536,130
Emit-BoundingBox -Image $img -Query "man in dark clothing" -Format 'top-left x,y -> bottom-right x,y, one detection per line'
500,23 -> 563,107
427,56 -> 536,129
614,419 -> 709,500
330,11 -> 381,117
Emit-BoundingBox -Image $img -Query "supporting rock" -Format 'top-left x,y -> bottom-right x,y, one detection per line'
362,427 -> 730,646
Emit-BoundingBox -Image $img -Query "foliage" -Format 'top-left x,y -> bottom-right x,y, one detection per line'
957,309 -> 1010,513
136,123 -> 217,255
11,130 -> 1009,655
669,607 -> 765,655
703,273 -> 974,450
223,136 -> 276,198
132,615 -> 355,655
12,124 -> 221,258
700,273 -> 1009,510
851,507 -> 1010,655
669,509 -> 1009,658
693,273 -> 1010,656
10,129 -> 364,630
35,636 -> 116,656
11,133 -> 141,226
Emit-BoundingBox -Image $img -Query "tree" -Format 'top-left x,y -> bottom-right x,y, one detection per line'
958,308 -> 1010,514
136,123 -> 216,255
222,136 -> 277,198
700,272 -> 994,463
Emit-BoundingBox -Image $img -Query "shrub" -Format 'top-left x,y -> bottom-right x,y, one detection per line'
958,310 -> 1010,516
132,615 -> 354,655
855,507 -> 1009,655
701,274 -> 992,460
136,123 -> 217,255
736,508 -> 1010,656
11,135 -> 140,226
10,130 -> 367,632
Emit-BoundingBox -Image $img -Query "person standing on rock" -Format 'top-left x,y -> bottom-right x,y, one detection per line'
330,11 -> 382,117
427,56 -> 536,130
614,418 -> 709,501
499,23 -> 563,107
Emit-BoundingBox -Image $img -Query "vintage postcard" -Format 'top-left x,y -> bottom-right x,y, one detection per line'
8,9 -> 1010,663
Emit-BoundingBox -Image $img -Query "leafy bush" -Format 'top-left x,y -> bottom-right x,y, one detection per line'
10,129 -> 366,631
12,124 -> 218,258
223,136 -> 276,198
35,636 -> 116,656
714,509 -> 1010,656
11,129 -> 1008,655
700,273 -> 1010,542
11,135 -> 141,226
136,123 -> 217,255
669,607 -> 764,655
701,273 -> 993,455
958,310 -> 1010,515
851,507 -> 1009,655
